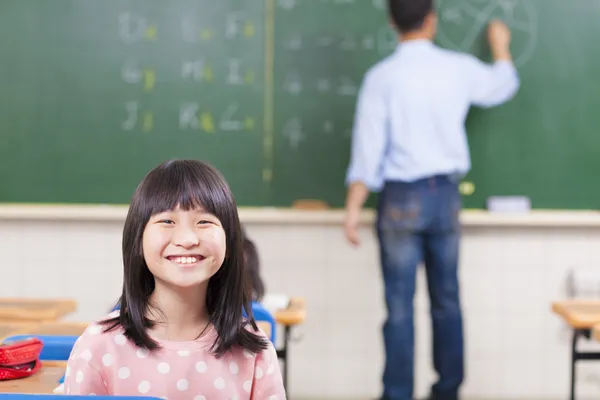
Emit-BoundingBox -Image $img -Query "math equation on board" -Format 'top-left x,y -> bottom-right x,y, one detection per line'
118,10 -> 260,135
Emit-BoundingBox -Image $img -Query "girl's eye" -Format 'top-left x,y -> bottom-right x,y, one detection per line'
159,219 -> 174,224
198,220 -> 211,225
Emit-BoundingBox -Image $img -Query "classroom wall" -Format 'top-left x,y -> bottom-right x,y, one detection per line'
2,209 -> 600,399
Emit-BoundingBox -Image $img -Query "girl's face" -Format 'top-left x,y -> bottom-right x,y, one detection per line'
142,205 -> 226,289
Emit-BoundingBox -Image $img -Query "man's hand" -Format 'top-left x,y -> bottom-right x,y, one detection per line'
344,207 -> 361,247
488,19 -> 512,61
343,182 -> 370,247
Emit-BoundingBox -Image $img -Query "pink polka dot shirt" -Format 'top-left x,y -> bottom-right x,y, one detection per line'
64,312 -> 286,399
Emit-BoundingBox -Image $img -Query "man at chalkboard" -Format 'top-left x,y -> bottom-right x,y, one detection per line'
343,0 -> 519,399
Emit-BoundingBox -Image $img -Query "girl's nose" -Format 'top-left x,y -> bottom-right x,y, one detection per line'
173,226 -> 200,248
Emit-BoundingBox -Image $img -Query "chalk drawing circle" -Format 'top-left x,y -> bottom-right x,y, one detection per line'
436,0 -> 538,67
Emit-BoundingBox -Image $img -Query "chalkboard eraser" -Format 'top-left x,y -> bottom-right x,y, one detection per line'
292,199 -> 330,210
486,196 -> 531,213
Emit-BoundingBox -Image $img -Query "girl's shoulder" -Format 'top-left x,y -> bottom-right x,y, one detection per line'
73,310 -> 129,354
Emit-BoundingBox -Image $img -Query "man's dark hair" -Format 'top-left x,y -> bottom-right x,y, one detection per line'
388,0 -> 434,33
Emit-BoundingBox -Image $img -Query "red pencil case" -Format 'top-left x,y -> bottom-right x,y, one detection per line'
0,338 -> 43,380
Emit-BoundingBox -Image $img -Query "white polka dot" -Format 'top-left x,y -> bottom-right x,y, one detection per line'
157,362 -> 170,374
214,377 -> 225,389
75,371 -> 84,383
79,349 -> 92,361
177,350 -> 190,357
138,381 -> 151,394
65,365 -> 71,377
136,348 -> 149,358
232,396 -> 240,400
255,366 -> 264,379
194,396 -> 206,400
243,350 -> 253,358
118,367 -> 130,379
102,353 -> 113,366
243,380 -> 252,393
177,378 -> 189,391
229,361 -> 239,374
267,362 -> 275,375
114,334 -> 127,345
88,325 -> 101,335
268,396 -> 278,400
196,361 -> 207,373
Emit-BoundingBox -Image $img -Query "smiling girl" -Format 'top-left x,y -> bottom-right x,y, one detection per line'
64,159 -> 285,399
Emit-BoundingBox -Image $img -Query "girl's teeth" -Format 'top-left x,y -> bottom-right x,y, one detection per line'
175,256 -> 198,264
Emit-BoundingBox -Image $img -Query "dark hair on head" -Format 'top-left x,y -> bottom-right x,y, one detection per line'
101,159 -> 269,357
388,0 -> 434,33
242,227 -> 265,302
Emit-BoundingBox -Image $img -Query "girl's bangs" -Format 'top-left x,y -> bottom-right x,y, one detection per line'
141,161 -> 226,219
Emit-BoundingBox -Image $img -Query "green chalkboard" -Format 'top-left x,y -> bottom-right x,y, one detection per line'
436,0 -> 600,209
0,0 -> 269,205
1,0 -> 599,209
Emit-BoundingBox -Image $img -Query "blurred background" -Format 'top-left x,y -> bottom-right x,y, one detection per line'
2,0 -> 600,399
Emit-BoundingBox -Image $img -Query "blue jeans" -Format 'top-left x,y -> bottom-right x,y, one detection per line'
376,175 -> 464,400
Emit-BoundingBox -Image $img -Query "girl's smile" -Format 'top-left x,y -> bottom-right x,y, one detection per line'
166,254 -> 207,267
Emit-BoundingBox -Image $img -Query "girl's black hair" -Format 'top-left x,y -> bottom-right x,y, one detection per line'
101,159 -> 269,356
242,227 -> 265,302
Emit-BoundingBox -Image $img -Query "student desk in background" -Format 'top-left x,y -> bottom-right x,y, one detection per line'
274,297 -> 307,390
0,298 -> 77,323
552,300 -> 600,400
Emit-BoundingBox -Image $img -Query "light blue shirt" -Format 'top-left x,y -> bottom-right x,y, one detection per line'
345,40 -> 520,192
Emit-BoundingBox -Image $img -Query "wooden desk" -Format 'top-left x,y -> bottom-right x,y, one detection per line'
0,298 -> 77,323
552,300 -> 600,329
552,300 -> 600,400
593,323 -> 600,342
0,361 -> 65,393
273,297 -> 306,392
274,297 -> 307,327
0,323 -> 37,342
0,321 -> 88,342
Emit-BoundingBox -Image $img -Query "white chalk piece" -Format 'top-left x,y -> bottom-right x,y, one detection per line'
486,196 -> 531,213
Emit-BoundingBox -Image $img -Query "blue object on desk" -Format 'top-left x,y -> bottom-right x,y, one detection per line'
2,335 -> 78,361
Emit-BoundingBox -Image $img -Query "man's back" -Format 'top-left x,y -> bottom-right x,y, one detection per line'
346,39 -> 520,190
